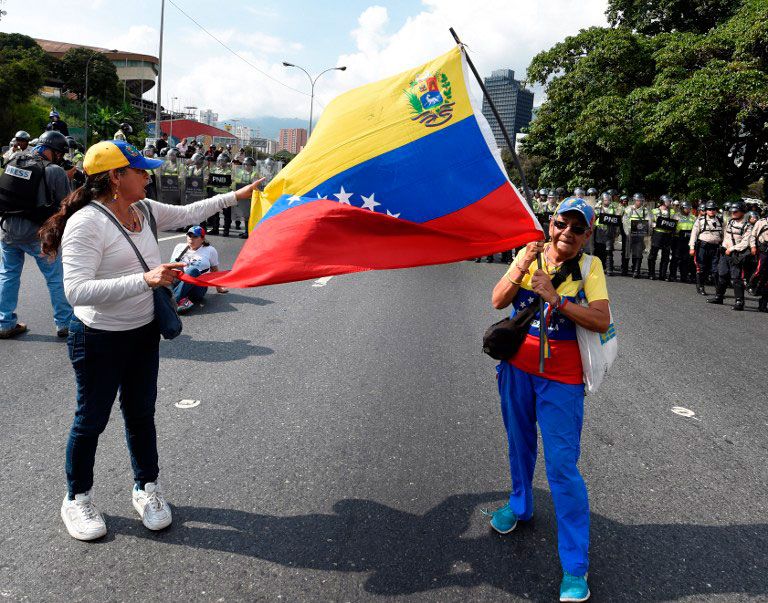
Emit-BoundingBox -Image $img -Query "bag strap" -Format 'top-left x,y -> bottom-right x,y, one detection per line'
135,200 -> 158,240
88,202 -> 151,272
174,245 -> 190,263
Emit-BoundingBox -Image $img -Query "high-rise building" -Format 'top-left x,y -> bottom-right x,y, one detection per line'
278,128 -> 308,154
199,109 -> 219,126
481,69 -> 534,150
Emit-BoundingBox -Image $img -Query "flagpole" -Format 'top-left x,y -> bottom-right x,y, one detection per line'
449,27 -> 546,373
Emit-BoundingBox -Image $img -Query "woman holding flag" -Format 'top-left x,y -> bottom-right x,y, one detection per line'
490,197 -> 611,603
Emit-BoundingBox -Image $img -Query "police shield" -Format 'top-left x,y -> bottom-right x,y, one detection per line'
184,175 -> 205,205
209,173 -> 232,188
159,174 -> 180,205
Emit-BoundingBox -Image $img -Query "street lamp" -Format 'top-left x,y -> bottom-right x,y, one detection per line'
282,62 -> 346,137
84,48 -> 118,146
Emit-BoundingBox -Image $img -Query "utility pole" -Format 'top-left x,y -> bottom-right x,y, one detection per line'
155,0 -> 165,140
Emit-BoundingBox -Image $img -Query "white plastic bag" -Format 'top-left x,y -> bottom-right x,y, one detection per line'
575,255 -> 617,394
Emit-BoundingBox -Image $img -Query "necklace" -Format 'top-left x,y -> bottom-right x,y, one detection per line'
104,200 -> 140,232
543,244 -> 563,273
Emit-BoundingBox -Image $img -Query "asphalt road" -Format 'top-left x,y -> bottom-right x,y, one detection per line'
0,233 -> 766,602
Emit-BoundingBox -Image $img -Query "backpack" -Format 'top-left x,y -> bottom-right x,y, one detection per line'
0,152 -> 53,222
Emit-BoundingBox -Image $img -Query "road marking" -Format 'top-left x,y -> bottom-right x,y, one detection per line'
175,399 -> 201,409
671,406 -> 696,418
158,234 -> 187,242
312,276 -> 334,287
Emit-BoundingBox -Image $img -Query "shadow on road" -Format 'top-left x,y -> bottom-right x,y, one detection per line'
107,490 -> 766,601
159,335 -> 273,361
194,292 -> 274,315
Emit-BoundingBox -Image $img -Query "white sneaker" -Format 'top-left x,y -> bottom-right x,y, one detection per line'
60,490 -> 107,541
132,481 -> 172,530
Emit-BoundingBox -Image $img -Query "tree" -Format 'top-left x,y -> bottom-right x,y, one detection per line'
606,0 -> 740,35
0,34 -> 48,143
59,47 -> 120,103
272,150 -> 296,164
524,0 -> 768,200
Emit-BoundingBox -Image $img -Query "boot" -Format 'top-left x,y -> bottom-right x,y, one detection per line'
732,281 -> 745,311
648,262 -> 656,280
621,257 -> 629,276
707,283 -> 726,304
659,258 -> 669,281
606,254 -> 615,276
632,259 -> 642,279
667,266 -> 677,282
695,274 -> 707,296
758,295 -> 768,313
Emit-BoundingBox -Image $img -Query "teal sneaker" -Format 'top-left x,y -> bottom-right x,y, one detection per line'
559,572 -> 590,602
489,504 -> 518,534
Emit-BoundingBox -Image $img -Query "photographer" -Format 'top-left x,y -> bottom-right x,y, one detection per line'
0,131 -> 73,338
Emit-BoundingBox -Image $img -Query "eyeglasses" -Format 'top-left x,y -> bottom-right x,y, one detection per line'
552,219 -> 588,235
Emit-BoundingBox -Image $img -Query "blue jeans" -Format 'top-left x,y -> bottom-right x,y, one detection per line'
65,317 -> 161,497
0,239 -> 73,330
497,362 -> 589,576
173,266 -> 208,302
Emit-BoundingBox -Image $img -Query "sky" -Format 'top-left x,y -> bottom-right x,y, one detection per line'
1,0 -> 609,126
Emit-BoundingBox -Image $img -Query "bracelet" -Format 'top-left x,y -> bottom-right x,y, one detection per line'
505,272 -> 523,286
560,296 -> 570,311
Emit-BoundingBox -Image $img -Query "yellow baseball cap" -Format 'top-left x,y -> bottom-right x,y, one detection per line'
83,140 -> 164,175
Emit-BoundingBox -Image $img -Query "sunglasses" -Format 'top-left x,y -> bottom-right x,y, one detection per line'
552,219 -> 588,235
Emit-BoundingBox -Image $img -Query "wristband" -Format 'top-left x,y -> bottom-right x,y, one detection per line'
505,272 -> 523,286
559,296 -> 570,311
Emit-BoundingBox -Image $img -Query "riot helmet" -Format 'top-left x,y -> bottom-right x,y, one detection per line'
37,130 -> 69,154
49,109 -> 60,119
586,187 -> 598,196
217,152 -> 231,164
65,136 -> 78,149
722,202 -> 731,211
243,156 -> 256,168
731,200 -> 746,214
747,210 -> 759,222
632,192 -> 645,203
573,187 -> 586,198
538,188 -> 548,197
705,200 -> 717,211
619,194 -> 629,204
555,187 -> 566,197
608,189 -> 619,197
14,130 -> 31,141
159,147 -> 169,157
191,152 -> 204,165
119,122 -> 133,134
680,201 -> 691,211
659,194 -> 672,205
167,148 -> 180,160
601,192 -> 612,204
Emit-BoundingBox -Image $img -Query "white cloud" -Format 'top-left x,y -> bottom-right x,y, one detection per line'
112,25 -> 158,55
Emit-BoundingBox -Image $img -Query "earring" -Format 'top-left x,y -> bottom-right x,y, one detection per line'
112,191 -> 118,202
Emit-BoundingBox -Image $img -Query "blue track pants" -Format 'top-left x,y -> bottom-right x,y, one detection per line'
497,362 -> 589,576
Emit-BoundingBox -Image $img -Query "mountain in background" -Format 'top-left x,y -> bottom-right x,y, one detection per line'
219,117 -> 309,141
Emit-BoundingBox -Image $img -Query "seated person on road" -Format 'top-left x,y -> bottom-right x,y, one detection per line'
171,225 -> 228,313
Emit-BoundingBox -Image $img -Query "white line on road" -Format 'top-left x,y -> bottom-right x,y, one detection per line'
158,234 -> 187,242
312,276 -> 334,287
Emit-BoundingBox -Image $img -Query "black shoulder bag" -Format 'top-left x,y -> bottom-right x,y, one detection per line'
89,201 -> 183,340
482,255 -> 582,360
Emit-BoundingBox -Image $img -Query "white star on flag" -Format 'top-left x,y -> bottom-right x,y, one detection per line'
386,209 -> 401,218
316,192 -> 328,200
334,186 -> 353,205
360,193 -> 380,211
288,194 -> 302,205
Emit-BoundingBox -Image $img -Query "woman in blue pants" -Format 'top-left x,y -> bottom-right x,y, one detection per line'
490,198 -> 612,602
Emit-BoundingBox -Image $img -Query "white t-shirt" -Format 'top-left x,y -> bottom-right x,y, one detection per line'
62,193 -> 237,331
171,243 -> 219,273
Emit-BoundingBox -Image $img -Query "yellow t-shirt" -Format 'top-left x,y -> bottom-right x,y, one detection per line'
503,247 -> 609,383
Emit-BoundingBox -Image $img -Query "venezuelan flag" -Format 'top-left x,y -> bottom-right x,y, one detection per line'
196,46 -> 543,288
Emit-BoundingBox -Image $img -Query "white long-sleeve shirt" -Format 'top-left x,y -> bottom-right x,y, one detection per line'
62,193 -> 237,330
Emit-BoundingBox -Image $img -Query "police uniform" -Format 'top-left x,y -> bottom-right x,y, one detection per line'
648,204 -> 676,280
689,210 -> 722,295
593,199 -> 621,274
748,217 -> 768,312
707,212 -> 752,310
233,164 -> 259,237
668,207 -> 695,282
623,204 -> 650,278
159,158 -> 186,205
207,160 -> 233,235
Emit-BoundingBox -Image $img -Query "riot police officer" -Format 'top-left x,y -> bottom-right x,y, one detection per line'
749,212 -> 768,311
2,131 -> 31,163
159,148 -> 186,205
689,200 -> 722,295
234,156 -> 260,238
623,193 -> 650,278
668,201 -> 695,282
707,201 -> 752,310
113,122 -> 132,141
648,195 -> 676,280
593,192 -> 621,275
207,152 -> 233,235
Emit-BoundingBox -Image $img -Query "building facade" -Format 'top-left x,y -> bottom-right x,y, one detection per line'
480,69 -> 534,149
199,109 -> 219,126
278,128 -> 307,154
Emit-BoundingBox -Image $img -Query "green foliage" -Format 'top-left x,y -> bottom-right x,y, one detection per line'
84,100 -> 146,146
273,149 -> 296,164
0,33 -> 46,105
607,0 -> 740,35
0,96 -> 49,145
59,47 -> 120,103
404,90 -> 423,114
524,0 -> 768,200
